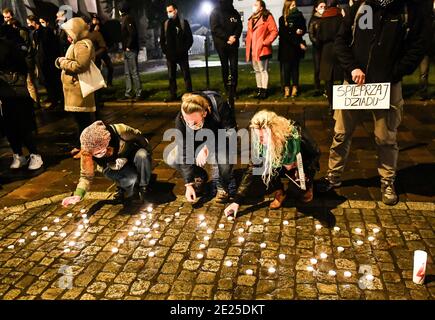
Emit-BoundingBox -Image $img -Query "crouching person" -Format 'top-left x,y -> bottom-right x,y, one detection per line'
165,91 -> 237,203
224,110 -> 320,217
62,120 -> 152,207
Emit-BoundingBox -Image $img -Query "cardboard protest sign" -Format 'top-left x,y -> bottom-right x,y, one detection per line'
333,83 -> 391,110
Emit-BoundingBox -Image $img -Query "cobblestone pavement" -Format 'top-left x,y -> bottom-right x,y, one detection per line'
0,103 -> 434,300
0,196 -> 433,300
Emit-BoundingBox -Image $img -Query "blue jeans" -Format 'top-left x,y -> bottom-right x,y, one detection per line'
124,50 -> 142,98
103,148 -> 152,197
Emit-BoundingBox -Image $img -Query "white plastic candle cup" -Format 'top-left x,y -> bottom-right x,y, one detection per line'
413,250 -> 427,285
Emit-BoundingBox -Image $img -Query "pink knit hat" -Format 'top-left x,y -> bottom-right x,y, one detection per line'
80,121 -> 111,153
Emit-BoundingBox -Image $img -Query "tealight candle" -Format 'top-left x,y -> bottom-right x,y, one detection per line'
227,216 -> 234,221
149,239 -> 156,245
135,220 -> 141,226
263,218 -> 270,223
18,239 -> 25,244
153,223 -> 159,229
111,247 -> 119,253
279,254 -> 286,260
356,240 -> 364,246
64,248 -> 70,253
200,222 -> 207,228
206,229 -> 213,234
246,269 -> 254,275
260,243 -> 267,249
320,253 -> 328,259
117,239 -> 125,244
31,231 -> 37,237
145,234 -> 152,239
174,212 -> 180,217
148,251 -> 155,257
147,207 -> 153,213
334,226 -> 341,232
67,213 -> 73,218
283,220 -> 289,226
246,221 -> 252,226
8,245 -> 14,249
306,266 -> 314,272
368,236 -> 375,242
344,271 -> 352,278
199,243 -> 206,249
199,215 -> 205,221
48,232 -> 55,237
68,241 -> 75,247
74,231 -> 81,237
355,228 -> 362,234
80,209 -> 86,214
337,246 -> 345,253
164,218 -> 171,223
83,219 -> 89,224
144,227 -> 151,233
238,228 -> 244,233
268,267 -> 276,274
196,253 -> 204,259
81,214 -> 87,219
238,237 -> 245,243
128,231 -> 134,237
60,232 -> 67,237
225,260 -> 233,267
132,226 -> 138,231
366,274 -> 374,281
140,214 -> 146,220
219,224 -> 225,229
328,270 -> 337,276
373,228 -> 380,234
315,224 -> 322,230
42,226 -> 48,231
78,225 -> 84,230
310,258 -> 318,265
54,218 -> 60,223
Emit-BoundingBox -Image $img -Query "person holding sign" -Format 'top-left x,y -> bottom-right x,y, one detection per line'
224,110 -> 320,217
317,0 -> 427,205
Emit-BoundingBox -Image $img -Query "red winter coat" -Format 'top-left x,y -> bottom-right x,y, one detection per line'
245,12 -> 278,62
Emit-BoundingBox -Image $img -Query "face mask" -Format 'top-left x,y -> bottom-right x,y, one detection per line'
167,12 -> 175,19
318,8 -> 325,15
41,22 -> 47,27
93,149 -> 107,158
252,6 -> 259,14
186,120 -> 204,131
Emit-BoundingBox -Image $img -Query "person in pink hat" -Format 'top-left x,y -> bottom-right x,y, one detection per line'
62,120 -> 152,207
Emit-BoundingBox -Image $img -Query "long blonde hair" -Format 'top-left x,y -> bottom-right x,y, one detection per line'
250,110 -> 297,186
282,0 -> 297,24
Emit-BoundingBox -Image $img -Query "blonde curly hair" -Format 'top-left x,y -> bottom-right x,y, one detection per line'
250,110 -> 297,186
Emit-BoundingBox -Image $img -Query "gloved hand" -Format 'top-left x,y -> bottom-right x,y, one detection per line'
62,195 -> 81,207
196,146 -> 209,167
224,202 -> 240,217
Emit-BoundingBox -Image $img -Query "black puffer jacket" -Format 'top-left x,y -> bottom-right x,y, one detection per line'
210,1 -> 243,49
174,91 -> 237,184
335,0 -> 427,83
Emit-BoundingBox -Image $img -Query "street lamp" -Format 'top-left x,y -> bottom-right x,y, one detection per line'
201,2 -> 213,89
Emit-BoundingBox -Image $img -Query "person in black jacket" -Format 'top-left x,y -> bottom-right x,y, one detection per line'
317,0 -> 344,113
278,0 -> 307,98
119,2 -> 142,101
308,0 -> 326,96
160,3 -> 193,102
27,15 -> 63,109
165,91 -> 237,203
317,0 -> 427,206
0,26 -> 44,171
210,0 -> 242,97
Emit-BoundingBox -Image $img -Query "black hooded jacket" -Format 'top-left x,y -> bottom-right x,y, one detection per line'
334,0 -> 427,83
160,16 -> 193,61
210,0 -> 243,49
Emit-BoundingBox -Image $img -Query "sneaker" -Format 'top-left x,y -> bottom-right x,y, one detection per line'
10,154 -> 27,169
381,182 -> 398,206
28,154 -> 43,170
215,188 -> 229,204
317,176 -> 342,193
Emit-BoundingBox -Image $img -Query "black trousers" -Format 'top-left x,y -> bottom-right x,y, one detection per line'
96,52 -> 114,86
312,47 -> 321,91
167,58 -> 192,98
7,131 -> 38,155
42,66 -> 63,104
280,60 -> 300,87
216,44 -> 239,91
73,112 -> 95,148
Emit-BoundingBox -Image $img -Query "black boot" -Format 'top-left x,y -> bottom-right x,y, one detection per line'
255,88 -> 262,99
138,186 -> 152,203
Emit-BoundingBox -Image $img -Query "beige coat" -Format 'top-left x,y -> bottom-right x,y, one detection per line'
58,18 -> 96,112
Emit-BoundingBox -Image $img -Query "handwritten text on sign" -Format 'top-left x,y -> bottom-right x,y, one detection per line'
333,83 -> 391,110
